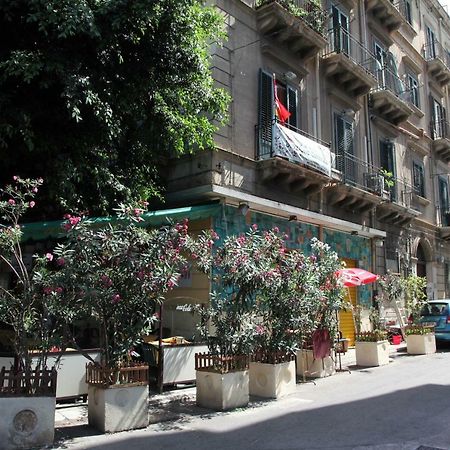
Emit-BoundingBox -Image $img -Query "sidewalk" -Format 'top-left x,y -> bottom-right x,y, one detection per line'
55,342 -> 407,432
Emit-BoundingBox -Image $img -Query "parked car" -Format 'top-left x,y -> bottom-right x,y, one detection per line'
420,300 -> 450,341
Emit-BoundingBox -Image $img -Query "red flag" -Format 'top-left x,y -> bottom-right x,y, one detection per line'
273,76 -> 291,124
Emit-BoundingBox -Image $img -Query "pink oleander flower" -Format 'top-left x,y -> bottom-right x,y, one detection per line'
273,226 -> 279,233
29,201 -> 35,208
13,176 -> 18,181
45,253 -> 54,261
69,216 -> 81,226
55,287 -> 63,294
32,187 -> 38,193
251,223 -> 258,231
111,294 -> 121,304
8,199 -> 15,206
63,213 -> 71,219
101,275 -> 113,287
167,279 -> 175,289
56,257 -> 65,267
43,287 -> 52,295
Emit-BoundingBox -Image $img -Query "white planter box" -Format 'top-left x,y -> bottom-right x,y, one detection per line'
406,333 -> 436,355
249,361 -> 296,399
88,384 -> 148,433
196,369 -> 249,411
296,349 -> 335,378
355,340 -> 390,367
0,396 -> 55,450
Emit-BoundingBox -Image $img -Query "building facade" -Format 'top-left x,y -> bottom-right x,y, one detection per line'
164,0 -> 450,339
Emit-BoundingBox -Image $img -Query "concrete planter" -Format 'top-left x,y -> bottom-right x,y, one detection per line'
88,384 -> 148,432
196,369 -> 249,411
0,396 -> 56,450
406,333 -> 436,355
249,360 -> 296,399
296,349 -> 335,378
355,340 -> 390,367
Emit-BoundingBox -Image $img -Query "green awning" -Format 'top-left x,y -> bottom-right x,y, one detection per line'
20,203 -> 221,242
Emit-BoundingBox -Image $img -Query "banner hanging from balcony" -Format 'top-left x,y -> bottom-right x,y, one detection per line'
273,123 -> 332,176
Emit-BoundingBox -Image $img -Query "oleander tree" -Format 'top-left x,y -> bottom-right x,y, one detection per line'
187,227 -> 345,360
0,0 -> 229,216
0,176 -> 60,373
40,209 -> 194,368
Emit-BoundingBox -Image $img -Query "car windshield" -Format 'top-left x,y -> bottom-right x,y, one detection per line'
421,303 -> 448,316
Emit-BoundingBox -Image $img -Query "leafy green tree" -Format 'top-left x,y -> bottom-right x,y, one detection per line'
0,0 -> 228,216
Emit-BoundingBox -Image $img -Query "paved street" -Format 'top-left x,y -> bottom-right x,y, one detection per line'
54,345 -> 450,450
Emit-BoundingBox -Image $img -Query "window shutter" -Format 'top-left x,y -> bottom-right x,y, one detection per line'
258,70 -> 274,158
287,86 -> 298,129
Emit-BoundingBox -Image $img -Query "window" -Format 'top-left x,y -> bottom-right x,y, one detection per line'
412,161 -> 425,197
407,73 -> 419,108
380,140 -> 396,200
334,114 -> 354,180
426,26 -> 437,59
331,5 -> 350,54
439,176 -> 449,225
404,0 -> 412,25
431,97 -> 446,139
258,70 -> 298,157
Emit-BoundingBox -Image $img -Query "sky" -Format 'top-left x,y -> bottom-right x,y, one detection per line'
439,0 -> 450,14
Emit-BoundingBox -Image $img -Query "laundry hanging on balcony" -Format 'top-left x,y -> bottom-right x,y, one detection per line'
272,122 -> 332,177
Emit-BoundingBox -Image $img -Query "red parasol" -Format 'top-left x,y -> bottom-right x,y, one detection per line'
336,268 -> 379,287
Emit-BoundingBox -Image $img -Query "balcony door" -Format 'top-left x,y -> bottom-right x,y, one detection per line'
439,177 -> 449,225
380,140 -> 396,200
431,97 -> 445,139
258,70 -> 298,158
335,114 -> 354,182
426,26 -> 437,59
374,42 -> 387,88
332,6 -> 349,54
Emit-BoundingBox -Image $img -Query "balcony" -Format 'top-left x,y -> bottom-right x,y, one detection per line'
366,0 -> 406,33
326,153 -> 386,213
255,0 -> 328,60
370,66 -> 413,125
423,40 -> 450,87
256,120 -> 332,196
430,120 -> 450,163
438,207 -> 450,240
322,27 -> 378,97
376,177 -> 421,225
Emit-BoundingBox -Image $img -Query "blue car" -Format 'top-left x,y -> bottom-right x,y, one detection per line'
420,300 -> 450,341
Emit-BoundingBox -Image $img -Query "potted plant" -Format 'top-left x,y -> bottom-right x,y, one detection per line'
404,275 -> 435,355
296,239 -> 345,379
246,227 -> 299,399
189,226 -> 264,410
355,300 -> 390,367
41,206 -> 190,432
0,177 -> 60,450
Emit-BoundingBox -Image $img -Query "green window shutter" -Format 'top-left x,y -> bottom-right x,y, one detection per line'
258,69 -> 274,158
287,86 -> 298,129
413,162 -> 425,197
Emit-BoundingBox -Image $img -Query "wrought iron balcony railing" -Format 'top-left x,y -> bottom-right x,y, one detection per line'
335,151 -> 414,208
254,0 -> 328,36
423,40 -> 450,67
437,205 -> 450,226
323,26 -> 378,75
373,65 -> 407,98
430,119 -> 450,140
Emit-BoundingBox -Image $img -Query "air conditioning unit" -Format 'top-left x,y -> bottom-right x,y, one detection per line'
364,173 -> 385,195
